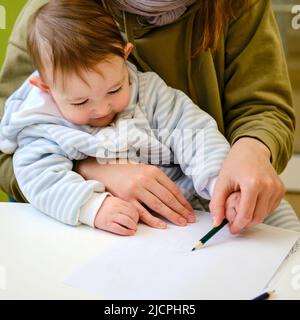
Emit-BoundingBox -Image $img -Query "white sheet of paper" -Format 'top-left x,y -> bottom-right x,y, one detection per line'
64,211 -> 299,300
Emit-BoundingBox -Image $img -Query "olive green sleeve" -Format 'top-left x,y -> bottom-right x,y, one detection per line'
0,0 -> 48,201
223,0 -> 295,174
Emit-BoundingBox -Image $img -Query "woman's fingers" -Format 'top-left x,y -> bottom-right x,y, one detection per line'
136,188 -> 188,226
246,179 -> 284,228
133,200 -> 167,229
209,178 -> 232,227
155,168 -> 194,213
268,179 -> 285,214
246,194 -> 270,228
144,178 -> 195,223
229,185 -> 258,234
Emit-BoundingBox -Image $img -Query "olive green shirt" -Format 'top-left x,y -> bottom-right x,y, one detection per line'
0,0 -> 295,201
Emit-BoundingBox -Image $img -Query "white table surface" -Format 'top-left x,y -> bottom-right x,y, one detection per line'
0,203 -> 299,300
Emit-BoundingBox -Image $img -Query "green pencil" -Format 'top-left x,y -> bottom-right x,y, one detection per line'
191,218 -> 229,251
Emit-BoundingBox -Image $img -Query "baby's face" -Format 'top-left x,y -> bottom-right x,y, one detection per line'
47,55 -> 131,127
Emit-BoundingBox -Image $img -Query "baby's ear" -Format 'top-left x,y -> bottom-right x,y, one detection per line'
29,76 -> 49,92
124,42 -> 134,60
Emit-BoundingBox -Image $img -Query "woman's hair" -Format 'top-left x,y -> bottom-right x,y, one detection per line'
195,0 -> 248,54
104,0 -> 248,54
27,0 -> 126,84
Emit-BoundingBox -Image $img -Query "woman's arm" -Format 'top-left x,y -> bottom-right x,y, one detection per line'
211,0 -> 293,232
223,0 -> 295,173
76,158 -> 195,228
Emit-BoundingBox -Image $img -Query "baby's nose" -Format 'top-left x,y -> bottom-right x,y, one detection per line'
90,104 -> 111,118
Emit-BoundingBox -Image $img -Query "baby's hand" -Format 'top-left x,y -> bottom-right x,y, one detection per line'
95,196 -> 139,236
225,191 -> 241,227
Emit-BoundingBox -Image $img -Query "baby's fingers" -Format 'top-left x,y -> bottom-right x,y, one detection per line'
122,203 -> 139,224
134,200 -> 167,229
115,213 -> 138,231
225,206 -> 237,225
109,223 -> 136,236
225,192 -> 240,224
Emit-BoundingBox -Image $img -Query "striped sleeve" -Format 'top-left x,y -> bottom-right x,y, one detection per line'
12,136 -> 109,226
142,72 -> 230,199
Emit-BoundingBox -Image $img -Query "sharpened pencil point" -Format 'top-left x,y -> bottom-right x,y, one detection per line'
191,241 -> 203,251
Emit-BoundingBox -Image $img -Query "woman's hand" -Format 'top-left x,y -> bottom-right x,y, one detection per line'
77,158 -> 195,229
209,137 -> 285,234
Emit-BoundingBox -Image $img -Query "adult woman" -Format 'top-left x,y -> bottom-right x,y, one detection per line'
0,0 -> 297,233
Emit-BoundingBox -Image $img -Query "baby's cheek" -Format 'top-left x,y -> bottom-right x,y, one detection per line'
53,102 -> 88,125
63,112 -> 89,125
117,93 -> 130,112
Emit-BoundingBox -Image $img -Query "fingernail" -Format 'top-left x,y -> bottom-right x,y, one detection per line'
179,217 -> 187,225
159,222 -> 167,229
187,214 -> 196,223
230,228 -> 238,235
212,218 -> 219,227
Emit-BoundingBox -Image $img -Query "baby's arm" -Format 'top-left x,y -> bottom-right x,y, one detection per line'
13,137 -> 105,226
12,136 -> 138,234
144,72 -> 230,200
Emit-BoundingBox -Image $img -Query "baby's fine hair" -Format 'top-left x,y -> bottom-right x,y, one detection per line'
27,0 -> 126,84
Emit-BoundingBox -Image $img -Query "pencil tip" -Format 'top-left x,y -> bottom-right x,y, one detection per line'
192,241 -> 204,251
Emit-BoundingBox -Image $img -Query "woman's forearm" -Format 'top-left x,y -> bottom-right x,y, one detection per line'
75,157 -> 101,180
224,0 -> 295,174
